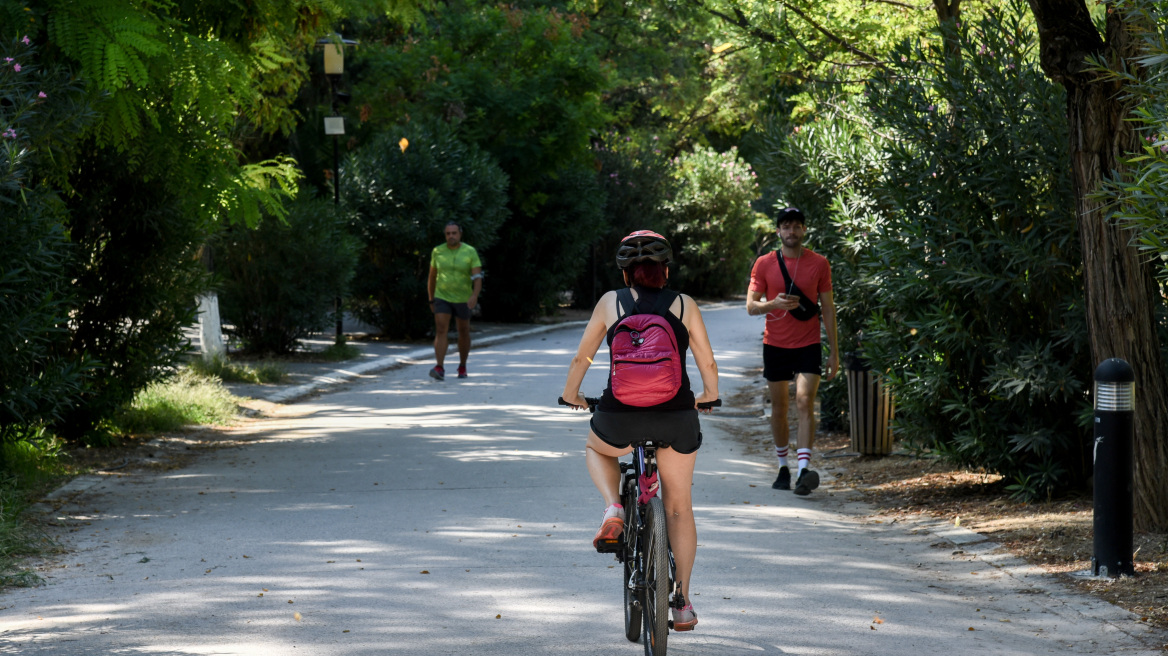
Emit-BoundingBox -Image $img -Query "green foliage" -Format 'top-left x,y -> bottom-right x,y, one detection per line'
217,194 -> 360,354
488,164 -> 607,318
348,2 -> 610,320
857,3 -> 1089,498
577,131 -> 678,302
1096,0 -> 1168,278
55,144 -> 212,443
346,123 -> 509,336
664,145 -> 761,297
111,369 -> 240,435
755,2 -> 1089,494
0,36 -> 93,446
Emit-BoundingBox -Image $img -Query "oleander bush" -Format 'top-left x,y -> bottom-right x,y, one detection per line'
217,194 -> 360,354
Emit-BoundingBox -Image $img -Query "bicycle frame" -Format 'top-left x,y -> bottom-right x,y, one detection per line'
619,443 -> 684,618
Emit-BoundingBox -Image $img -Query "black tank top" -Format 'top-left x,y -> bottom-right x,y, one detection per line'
599,286 -> 695,413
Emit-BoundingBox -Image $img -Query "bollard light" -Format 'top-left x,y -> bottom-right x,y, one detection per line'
1092,357 -> 1135,578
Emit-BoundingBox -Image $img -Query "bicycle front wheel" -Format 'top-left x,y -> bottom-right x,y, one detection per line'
642,497 -> 670,656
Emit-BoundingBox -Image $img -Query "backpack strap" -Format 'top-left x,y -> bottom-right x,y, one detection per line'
649,289 -> 680,318
616,288 -> 636,319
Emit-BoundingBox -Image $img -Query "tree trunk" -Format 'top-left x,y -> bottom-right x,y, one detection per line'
1029,0 -> 1168,531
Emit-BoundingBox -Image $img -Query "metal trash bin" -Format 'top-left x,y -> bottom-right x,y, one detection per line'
846,352 -> 894,455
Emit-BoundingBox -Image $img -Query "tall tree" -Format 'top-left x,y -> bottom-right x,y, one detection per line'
1025,0 -> 1168,530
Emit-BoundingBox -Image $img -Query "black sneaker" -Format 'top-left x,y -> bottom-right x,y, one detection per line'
429,366 -> 445,381
793,469 -> 820,496
772,466 -> 791,490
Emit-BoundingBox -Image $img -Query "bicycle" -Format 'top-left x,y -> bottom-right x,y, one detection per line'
559,395 -> 720,656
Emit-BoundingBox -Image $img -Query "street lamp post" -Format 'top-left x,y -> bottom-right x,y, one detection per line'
319,35 -> 355,343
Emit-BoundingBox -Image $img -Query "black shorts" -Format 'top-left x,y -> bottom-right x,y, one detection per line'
763,343 -> 822,382
433,297 -> 471,320
590,408 -> 703,455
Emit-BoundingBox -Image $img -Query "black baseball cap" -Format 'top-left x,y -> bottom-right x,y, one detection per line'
776,206 -> 806,226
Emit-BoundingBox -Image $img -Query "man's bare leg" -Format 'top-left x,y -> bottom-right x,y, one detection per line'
455,317 -> 471,368
433,312 -> 452,369
793,372 -> 823,494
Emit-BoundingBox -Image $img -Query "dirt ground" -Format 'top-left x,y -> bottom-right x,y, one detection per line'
723,378 -> 1168,630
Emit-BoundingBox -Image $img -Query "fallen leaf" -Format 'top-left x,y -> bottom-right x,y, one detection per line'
263,588 -> 268,592
242,555 -> 250,559
288,600 -> 294,604
294,612 -> 302,621
870,625 -> 876,630
873,617 -> 884,624
496,614 -> 502,619
257,593 -> 264,597
421,570 -> 430,574
968,627 -> 975,631
343,630 -> 350,633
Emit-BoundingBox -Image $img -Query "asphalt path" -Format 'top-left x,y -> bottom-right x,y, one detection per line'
2,302 -> 1165,654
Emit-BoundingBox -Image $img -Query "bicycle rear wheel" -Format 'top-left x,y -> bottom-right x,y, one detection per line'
622,481 -> 642,642
642,497 -> 669,656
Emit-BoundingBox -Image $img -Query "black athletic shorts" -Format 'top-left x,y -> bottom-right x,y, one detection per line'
590,408 -> 703,455
433,297 -> 471,320
763,343 -> 822,382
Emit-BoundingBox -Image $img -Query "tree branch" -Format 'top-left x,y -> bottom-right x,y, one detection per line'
1026,0 -> 1105,83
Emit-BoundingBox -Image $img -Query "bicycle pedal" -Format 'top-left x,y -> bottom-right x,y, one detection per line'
595,538 -> 623,554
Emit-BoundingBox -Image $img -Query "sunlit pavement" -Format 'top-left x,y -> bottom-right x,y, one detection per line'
2,303 -> 1165,654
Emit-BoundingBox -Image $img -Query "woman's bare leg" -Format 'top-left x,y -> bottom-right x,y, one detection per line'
585,431 -> 631,507
655,446 -> 697,603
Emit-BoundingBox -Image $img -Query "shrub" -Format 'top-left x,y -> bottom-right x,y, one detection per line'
859,3 -> 1088,498
346,124 -> 509,337
575,131 -> 677,304
484,165 -> 607,319
663,145 -> 762,298
216,194 -> 360,354
55,143 -> 212,444
0,35 -> 93,447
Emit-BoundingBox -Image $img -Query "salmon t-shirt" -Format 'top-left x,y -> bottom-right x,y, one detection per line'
748,248 -> 832,348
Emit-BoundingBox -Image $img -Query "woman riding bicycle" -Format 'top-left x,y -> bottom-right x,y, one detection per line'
561,230 -> 719,632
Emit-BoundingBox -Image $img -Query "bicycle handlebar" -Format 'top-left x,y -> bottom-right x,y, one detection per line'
558,396 -> 721,412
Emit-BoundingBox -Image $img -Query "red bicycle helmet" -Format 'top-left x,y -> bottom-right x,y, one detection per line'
616,230 -> 672,269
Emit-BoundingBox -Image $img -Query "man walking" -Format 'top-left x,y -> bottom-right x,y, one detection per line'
427,221 -> 482,380
745,207 -> 838,495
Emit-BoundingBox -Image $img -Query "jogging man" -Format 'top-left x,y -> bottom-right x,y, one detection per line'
427,221 -> 482,380
745,207 -> 838,495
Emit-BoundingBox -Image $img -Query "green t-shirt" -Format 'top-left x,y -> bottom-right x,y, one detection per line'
430,243 -> 481,303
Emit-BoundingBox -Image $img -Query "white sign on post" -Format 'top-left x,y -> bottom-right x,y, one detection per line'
324,116 -> 345,135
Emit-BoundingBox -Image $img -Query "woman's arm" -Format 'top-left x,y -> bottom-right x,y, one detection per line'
681,295 -> 719,407
562,291 -> 615,407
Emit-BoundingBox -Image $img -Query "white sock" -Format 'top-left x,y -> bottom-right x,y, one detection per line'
603,504 -> 624,521
775,445 -> 789,468
797,448 -> 811,473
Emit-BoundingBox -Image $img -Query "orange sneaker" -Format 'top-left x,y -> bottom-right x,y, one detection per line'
593,516 -> 624,551
671,604 -> 698,631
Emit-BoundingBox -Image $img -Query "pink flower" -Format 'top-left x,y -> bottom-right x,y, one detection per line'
37,91 -> 46,98
1161,144 -> 1168,153
2,128 -> 16,139
21,36 -> 30,45
3,57 -> 11,63
13,64 -> 20,72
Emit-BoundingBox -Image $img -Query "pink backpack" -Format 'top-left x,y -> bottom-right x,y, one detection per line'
610,288 -> 683,407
